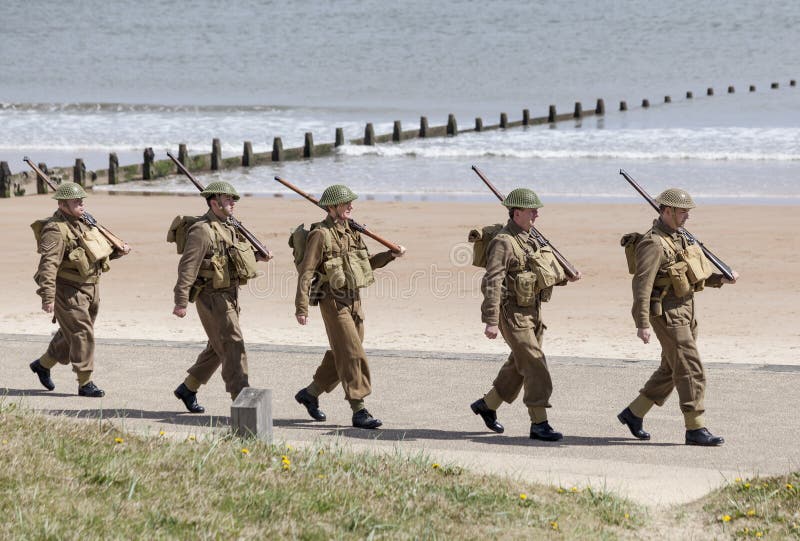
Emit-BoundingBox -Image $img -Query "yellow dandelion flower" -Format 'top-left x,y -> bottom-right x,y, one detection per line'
114,437 -> 124,444
722,515 -> 731,523
624,513 -> 630,520
744,483 -> 751,489
570,487 -> 579,493
241,448 -> 250,455
519,493 -> 527,501
550,521 -> 559,531
158,430 -> 165,437
756,532 -> 763,538
747,509 -> 755,517
734,477 -> 742,483
282,464 -> 291,471
557,488 -> 565,494
786,483 -> 794,490
317,449 -> 324,455
187,435 -> 196,441
432,463 -> 440,469
317,474 -> 325,479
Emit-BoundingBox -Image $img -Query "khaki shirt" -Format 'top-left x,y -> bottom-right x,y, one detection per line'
632,218 -> 724,328
295,216 -> 394,317
35,210 -> 95,304
173,210 -> 238,308
481,220 -> 539,326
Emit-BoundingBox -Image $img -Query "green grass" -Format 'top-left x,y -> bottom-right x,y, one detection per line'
0,403 -> 795,539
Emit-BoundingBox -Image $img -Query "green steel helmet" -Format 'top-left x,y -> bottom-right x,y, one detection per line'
655,188 -> 696,209
200,181 -> 240,200
318,184 -> 358,208
52,182 -> 88,200
501,188 -> 543,209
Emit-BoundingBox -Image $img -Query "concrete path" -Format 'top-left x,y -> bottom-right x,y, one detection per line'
2,333 -> 798,508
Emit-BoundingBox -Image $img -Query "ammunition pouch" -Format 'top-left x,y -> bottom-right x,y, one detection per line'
78,227 -> 113,264
683,243 -> 713,285
229,241 -> 259,284
189,281 -> 205,303
511,271 -> 537,307
529,246 -> 565,300
322,256 -> 348,290
667,261 -> 692,297
344,249 -> 375,290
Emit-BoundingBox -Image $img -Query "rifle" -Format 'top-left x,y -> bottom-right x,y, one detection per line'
23,157 -> 128,253
471,165 -> 579,279
274,176 -> 403,253
166,151 -> 271,260
619,169 -> 735,281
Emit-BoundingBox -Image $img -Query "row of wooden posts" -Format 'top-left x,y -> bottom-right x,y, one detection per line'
0,79 -> 796,198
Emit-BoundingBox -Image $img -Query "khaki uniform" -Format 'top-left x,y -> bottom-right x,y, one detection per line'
174,211 -> 250,395
630,219 -> 724,428
481,220 -> 557,418
295,216 -> 394,400
34,210 -> 114,379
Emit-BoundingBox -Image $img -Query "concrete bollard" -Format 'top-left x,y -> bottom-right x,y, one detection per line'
364,123 -> 375,145
664,95 -> 672,103
523,108 -> 530,125
642,99 -> 650,108
595,99 -> 605,115
272,137 -> 284,161
500,112 -> 508,128
393,120 -> 402,142
211,138 -> 222,170
178,143 -> 189,166
419,116 -> 428,137
0,161 -> 11,198
475,117 -> 483,131
108,154 -> 119,185
142,149 -> 154,180
242,141 -> 254,166
335,127 -> 345,147
619,101 -> 628,111
728,85 -> 735,94
304,132 -> 314,158
686,91 -> 693,99
73,158 -> 86,186
771,82 -> 779,89
36,162 -> 49,193
548,105 -> 556,123
573,102 -> 582,118
750,85 -> 756,92
707,87 -> 714,96
231,388 -> 273,442
447,114 -> 457,136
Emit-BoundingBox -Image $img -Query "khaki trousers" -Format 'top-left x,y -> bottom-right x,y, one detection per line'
312,295 -> 371,400
187,286 -> 249,395
640,297 -> 706,415
43,279 -> 99,374
493,303 -> 552,408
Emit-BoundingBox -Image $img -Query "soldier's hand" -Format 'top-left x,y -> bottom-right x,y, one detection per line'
296,314 -> 308,325
173,305 -> 187,318
568,270 -> 582,282
391,245 -> 406,258
120,243 -> 132,255
637,327 -> 651,344
722,270 -> 739,284
484,324 -> 499,339
42,302 -> 54,314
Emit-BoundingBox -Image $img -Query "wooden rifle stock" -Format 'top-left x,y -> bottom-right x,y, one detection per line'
23,157 -> 128,253
165,152 -> 271,259
471,165 -> 579,279
619,169 -> 735,281
274,176 -> 403,253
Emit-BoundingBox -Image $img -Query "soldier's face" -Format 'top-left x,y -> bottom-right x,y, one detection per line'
60,198 -> 85,218
514,207 -> 538,229
665,207 -> 689,229
212,195 -> 236,217
332,201 -> 353,221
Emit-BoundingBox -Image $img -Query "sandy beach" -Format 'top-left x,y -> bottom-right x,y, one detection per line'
2,192 -> 798,366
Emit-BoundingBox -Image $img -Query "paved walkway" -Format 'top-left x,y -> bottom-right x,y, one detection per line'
2,333 -> 797,507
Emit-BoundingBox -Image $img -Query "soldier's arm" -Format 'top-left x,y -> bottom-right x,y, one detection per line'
34,225 -> 65,306
368,250 -> 396,270
295,229 -> 325,317
631,236 -> 663,329
481,237 -> 512,327
173,224 -> 211,308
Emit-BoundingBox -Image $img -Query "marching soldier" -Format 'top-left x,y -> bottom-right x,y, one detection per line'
171,181 -> 269,413
470,188 -> 580,441
617,188 -> 738,446
293,185 -> 405,429
30,182 -> 130,396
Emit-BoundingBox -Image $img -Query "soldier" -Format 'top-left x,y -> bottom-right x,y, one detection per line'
171,181 -> 269,413
30,182 -> 130,397
470,188 -> 580,441
293,185 -> 405,429
617,188 -> 738,446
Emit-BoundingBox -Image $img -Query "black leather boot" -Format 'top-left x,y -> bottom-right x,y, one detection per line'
174,383 -> 205,413
352,409 -> 382,429
295,388 -> 326,421
617,407 -> 651,440
30,359 -> 55,391
78,381 -> 105,398
530,421 -> 563,441
470,398 -> 504,433
685,427 -> 724,446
